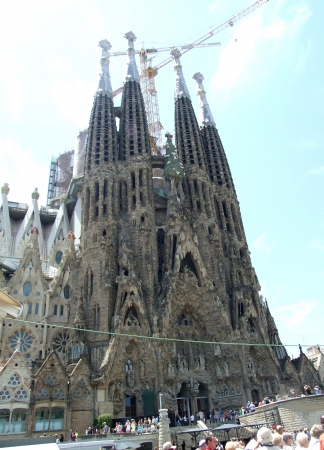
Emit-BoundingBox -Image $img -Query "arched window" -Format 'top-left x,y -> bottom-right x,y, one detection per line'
63,285 -> 71,299
55,251 -> 63,264
23,282 -> 32,296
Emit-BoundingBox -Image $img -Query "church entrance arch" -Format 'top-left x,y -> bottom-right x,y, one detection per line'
197,384 -> 209,421
177,383 -> 191,420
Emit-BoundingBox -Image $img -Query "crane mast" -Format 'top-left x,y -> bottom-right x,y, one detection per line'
112,0 -> 271,154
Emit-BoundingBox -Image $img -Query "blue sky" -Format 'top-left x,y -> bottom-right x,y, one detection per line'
0,0 -> 323,357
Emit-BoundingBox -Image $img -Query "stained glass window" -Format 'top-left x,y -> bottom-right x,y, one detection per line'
10,331 -> 33,354
52,331 -> 69,354
23,282 -> 32,296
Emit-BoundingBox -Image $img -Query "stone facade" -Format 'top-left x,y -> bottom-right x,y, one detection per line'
0,34 -> 321,438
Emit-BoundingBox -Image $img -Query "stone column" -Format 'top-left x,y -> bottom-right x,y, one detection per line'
159,408 -> 171,450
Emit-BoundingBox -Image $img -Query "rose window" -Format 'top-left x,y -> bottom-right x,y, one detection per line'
84,388 -> 91,397
0,387 -> 11,401
8,373 -> 21,386
78,379 -> 86,387
45,374 -> 58,386
36,388 -> 49,400
72,389 -> 81,397
15,388 -> 28,400
10,331 -> 33,354
52,331 -> 70,354
53,388 -> 65,399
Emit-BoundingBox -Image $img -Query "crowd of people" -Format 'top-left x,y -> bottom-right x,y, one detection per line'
164,415 -> 324,450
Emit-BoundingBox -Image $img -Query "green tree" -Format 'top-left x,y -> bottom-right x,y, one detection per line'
93,413 -> 113,431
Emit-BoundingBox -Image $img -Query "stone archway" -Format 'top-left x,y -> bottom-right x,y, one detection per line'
177,383 -> 191,421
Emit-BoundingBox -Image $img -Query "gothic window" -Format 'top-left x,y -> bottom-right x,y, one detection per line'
45,374 -> 58,386
52,388 -> 65,400
64,285 -> 71,299
7,373 -> 21,387
54,305 -> 58,315
23,282 -> 32,296
0,387 -> 11,401
60,305 -> 64,316
35,303 -> 39,314
36,388 -> 49,400
52,331 -> 70,354
84,388 -> 91,397
55,251 -> 63,265
15,387 -> 28,400
72,389 -> 81,397
27,303 -> 32,314
238,302 -> 244,318
157,229 -> 165,282
10,330 -> 33,355
78,379 -> 86,387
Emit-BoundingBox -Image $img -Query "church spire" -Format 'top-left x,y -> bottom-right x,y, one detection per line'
84,39 -> 118,172
194,72 -> 234,189
171,50 -> 206,171
171,49 -> 191,100
192,72 -> 215,127
124,31 -> 140,84
97,39 -> 113,96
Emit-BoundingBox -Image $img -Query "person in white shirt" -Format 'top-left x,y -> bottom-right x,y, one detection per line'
245,430 -> 258,450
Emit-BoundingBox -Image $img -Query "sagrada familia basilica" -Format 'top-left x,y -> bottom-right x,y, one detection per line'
0,32 -> 320,437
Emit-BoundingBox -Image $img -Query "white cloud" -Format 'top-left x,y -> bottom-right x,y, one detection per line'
272,300 -> 317,328
252,232 -> 274,256
294,139 -> 317,150
304,166 -> 324,176
212,2 -> 312,93
50,77 -> 95,129
309,240 -> 324,251
0,138 -> 48,205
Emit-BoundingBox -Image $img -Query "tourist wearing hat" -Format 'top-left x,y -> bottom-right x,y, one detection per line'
257,427 -> 280,450
197,439 -> 206,450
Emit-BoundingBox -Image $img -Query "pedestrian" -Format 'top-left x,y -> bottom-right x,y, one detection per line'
297,433 -> 310,449
257,427 -> 281,450
206,436 -> 218,450
197,440 -> 206,450
282,432 -> 293,450
245,430 -> 258,450
182,440 -> 186,450
163,442 -> 177,450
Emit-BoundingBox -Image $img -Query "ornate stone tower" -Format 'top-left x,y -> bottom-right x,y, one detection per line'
0,34 -> 321,438
81,39 -> 119,357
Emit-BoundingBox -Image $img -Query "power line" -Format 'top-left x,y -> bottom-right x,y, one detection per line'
4,318 -> 319,349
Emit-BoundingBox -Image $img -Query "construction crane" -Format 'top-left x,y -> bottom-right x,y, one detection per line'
110,42 -> 221,154
112,0 -> 271,153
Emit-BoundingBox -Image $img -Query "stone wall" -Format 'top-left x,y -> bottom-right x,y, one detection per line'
239,394 -> 324,430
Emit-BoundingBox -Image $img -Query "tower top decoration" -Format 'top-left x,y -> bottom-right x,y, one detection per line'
124,31 -> 140,84
193,72 -> 216,127
97,39 -> 113,96
170,49 -> 191,101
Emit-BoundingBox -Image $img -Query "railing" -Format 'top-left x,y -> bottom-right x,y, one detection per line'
77,429 -> 158,441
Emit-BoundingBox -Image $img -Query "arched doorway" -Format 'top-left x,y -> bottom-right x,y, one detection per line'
197,384 -> 209,420
177,383 -> 191,419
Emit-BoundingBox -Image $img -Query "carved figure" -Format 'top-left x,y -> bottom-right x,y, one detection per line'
140,360 -> 145,379
215,362 -> 222,377
125,311 -> 139,327
199,353 -> 205,370
224,361 -> 229,377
